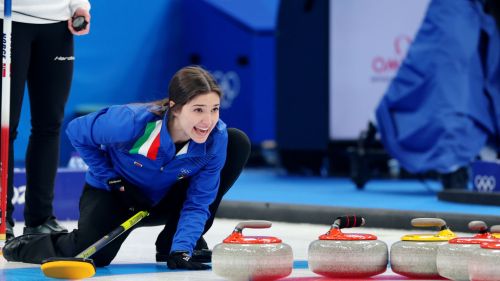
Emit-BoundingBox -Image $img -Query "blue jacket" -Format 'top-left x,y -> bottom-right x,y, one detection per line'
66,103 -> 228,254
376,0 -> 500,173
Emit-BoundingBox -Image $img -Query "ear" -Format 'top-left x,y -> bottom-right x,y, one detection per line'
169,100 -> 180,117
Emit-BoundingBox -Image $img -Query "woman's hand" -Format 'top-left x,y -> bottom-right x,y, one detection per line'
167,251 -> 211,270
68,7 -> 91,35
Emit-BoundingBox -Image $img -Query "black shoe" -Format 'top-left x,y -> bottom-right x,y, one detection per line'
195,236 -> 208,250
2,234 -> 39,262
191,236 -> 211,263
6,221 -> 14,241
23,217 -> 68,235
190,249 -> 212,263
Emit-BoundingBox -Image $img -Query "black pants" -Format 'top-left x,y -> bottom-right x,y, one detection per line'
5,128 -> 250,266
0,20 -> 74,227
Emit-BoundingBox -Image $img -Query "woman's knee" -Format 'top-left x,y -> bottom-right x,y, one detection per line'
227,128 -> 251,160
219,128 -> 250,191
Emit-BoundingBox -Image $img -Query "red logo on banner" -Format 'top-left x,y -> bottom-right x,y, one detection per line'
394,35 -> 412,56
371,35 -> 412,75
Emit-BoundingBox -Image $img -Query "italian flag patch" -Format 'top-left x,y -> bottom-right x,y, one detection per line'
129,120 -> 162,160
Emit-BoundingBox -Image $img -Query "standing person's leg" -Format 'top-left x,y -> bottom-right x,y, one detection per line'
23,22 -> 73,232
0,21 -> 35,239
3,184 -> 134,266
153,128 -> 250,260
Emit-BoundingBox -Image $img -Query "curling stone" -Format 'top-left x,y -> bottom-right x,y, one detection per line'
468,225 -> 500,281
390,218 -> 456,278
436,221 -> 499,281
308,215 -> 388,278
492,225 -> 500,239
212,220 -> 293,281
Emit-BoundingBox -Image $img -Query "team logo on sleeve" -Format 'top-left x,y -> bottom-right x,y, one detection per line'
177,168 -> 192,180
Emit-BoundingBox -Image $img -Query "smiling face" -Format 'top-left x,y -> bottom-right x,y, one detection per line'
166,66 -> 223,144
170,92 -> 220,144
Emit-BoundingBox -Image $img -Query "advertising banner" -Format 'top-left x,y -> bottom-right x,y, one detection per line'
329,0 -> 430,140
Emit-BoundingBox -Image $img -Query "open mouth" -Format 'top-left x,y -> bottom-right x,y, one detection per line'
194,126 -> 209,137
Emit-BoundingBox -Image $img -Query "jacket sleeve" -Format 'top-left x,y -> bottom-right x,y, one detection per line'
170,134 -> 228,254
66,106 -> 136,190
69,0 -> 91,15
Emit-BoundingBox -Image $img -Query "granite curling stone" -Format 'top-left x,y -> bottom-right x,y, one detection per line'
468,225 -> 500,281
212,220 -> 293,281
390,217 -> 456,279
308,215 -> 388,278
436,220 -> 498,281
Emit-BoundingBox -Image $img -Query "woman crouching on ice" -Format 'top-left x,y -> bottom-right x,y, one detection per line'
3,65 -> 250,270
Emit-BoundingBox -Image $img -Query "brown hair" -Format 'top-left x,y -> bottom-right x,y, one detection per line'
151,66 -> 222,117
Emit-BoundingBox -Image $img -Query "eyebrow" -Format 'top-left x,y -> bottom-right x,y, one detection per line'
191,104 -> 220,107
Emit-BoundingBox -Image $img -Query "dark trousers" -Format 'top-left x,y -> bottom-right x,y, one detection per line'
7,128 -> 250,266
0,20 -> 74,227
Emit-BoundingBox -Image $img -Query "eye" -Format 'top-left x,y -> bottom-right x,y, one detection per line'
212,107 -> 219,113
194,108 -> 203,113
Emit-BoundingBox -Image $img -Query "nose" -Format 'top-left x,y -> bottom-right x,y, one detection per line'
201,112 -> 212,126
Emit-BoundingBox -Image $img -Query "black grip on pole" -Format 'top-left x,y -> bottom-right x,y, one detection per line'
335,215 -> 365,228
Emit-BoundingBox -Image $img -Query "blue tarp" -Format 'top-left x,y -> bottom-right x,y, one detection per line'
376,0 -> 500,173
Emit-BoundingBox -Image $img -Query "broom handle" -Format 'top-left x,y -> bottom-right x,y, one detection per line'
76,210 -> 149,259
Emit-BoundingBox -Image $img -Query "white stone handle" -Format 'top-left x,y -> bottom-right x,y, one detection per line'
235,220 -> 272,232
411,218 -> 446,228
468,221 -> 487,232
